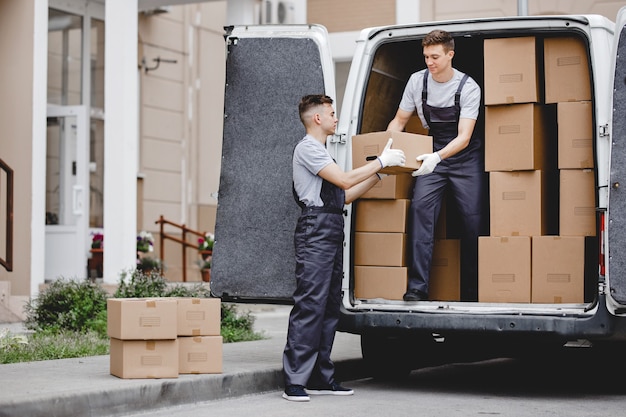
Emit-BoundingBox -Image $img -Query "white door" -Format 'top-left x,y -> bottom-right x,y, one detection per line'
45,105 -> 89,280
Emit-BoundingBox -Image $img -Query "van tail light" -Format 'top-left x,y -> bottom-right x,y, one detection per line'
599,211 -> 606,277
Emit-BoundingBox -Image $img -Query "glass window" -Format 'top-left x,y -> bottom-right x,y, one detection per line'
47,9 -> 83,105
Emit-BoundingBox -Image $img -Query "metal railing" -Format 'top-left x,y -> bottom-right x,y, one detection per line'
0,158 -> 13,272
154,215 -> 210,282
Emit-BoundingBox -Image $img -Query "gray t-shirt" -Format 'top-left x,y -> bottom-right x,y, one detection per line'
399,68 -> 481,129
292,134 -> 334,207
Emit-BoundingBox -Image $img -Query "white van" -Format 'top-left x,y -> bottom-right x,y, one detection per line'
212,9 -> 626,375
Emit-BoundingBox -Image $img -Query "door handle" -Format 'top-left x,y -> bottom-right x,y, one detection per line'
72,185 -> 83,215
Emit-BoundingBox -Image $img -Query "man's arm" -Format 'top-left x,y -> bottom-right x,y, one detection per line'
436,117 -> 476,160
387,108 -> 413,132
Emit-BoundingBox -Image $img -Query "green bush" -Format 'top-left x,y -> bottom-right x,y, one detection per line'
113,269 -> 210,298
24,278 -> 109,338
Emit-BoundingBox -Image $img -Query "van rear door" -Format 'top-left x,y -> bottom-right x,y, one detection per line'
607,7 -> 626,311
211,25 -> 335,302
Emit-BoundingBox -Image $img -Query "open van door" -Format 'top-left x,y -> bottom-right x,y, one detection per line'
211,25 -> 336,302
607,7 -> 626,312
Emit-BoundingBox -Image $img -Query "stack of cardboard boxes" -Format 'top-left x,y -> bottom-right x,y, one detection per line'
108,297 -> 222,378
351,131 -> 462,301
479,35 -> 596,303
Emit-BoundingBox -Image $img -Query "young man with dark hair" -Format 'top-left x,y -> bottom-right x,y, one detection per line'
387,29 -> 485,302
283,94 -> 405,401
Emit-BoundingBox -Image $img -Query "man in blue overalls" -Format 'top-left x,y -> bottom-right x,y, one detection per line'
387,29 -> 485,302
283,95 -> 405,401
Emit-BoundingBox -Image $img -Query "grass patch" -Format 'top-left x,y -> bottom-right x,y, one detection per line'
0,330 -> 109,364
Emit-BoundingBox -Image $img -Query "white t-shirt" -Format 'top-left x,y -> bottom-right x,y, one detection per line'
292,135 -> 334,207
399,68 -> 481,129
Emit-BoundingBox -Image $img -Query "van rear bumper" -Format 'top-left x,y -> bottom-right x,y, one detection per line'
338,295 -> 626,341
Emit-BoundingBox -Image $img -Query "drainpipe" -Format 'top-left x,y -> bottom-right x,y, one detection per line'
518,0 -> 529,16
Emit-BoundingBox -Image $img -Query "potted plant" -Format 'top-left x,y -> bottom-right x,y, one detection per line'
198,232 -> 214,260
137,256 -> 162,274
200,259 -> 211,282
136,231 -> 154,254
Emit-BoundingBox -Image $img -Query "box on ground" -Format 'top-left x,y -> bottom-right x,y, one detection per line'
107,298 -> 178,340
177,297 -> 221,337
560,169 -> 596,236
178,336 -> 223,374
355,199 -> 410,233
557,101 -> 593,169
484,37 -> 538,105
429,239 -> 460,301
544,36 -> 591,104
354,266 -> 407,300
478,236 -> 531,303
489,170 -> 557,237
362,173 -> 414,199
532,236 -> 585,303
484,103 -> 554,171
110,338 -> 179,379
351,131 -> 432,174
354,232 -> 406,266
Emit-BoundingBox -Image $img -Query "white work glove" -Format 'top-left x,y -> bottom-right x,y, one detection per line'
377,138 -> 406,168
412,152 -> 441,176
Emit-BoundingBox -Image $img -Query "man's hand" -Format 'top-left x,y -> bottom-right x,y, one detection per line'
412,152 -> 441,176
377,138 -> 406,168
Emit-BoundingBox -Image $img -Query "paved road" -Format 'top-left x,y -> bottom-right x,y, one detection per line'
121,344 -> 626,417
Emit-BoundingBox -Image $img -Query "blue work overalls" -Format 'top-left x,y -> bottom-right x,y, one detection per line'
407,71 -> 485,300
283,175 -> 345,387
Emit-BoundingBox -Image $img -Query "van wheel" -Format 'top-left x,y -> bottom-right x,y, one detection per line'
360,334 -> 424,380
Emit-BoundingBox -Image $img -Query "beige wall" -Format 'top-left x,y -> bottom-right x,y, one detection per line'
308,0 -> 396,32
0,0 -> 34,296
138,2 -> 226,282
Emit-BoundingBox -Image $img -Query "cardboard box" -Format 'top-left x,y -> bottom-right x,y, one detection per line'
544,36 -> 591,104
478,236 -> 531,303
484,104 -> 552,171
405,115 -> 429,135
560,169 -> 596,236
532,236 -> 585,303
557,101 -> 594,169
351,131 -> 432,174
177,297 -> 221,337
110,338 -> 179,379
429,239 -> 460,301
354,232 -> 406,266
362,173 -> 414,199
484,37 -> 538,105
489,171 -> 555,237
355,199 -> 410,233
178,336 -> 223,374
107,298 -> 178,340
354,266 -> 407,300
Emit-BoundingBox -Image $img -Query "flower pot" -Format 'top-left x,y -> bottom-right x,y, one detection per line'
201,268 -> 211,282
200,250 -> 213,261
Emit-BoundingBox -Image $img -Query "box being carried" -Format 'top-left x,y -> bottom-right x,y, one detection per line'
352,131 -> 432,175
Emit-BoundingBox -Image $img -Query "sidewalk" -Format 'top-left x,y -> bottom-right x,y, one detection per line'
0,305 -> 365,417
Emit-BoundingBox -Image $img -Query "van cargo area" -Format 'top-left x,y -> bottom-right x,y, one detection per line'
348,29 -> 600,315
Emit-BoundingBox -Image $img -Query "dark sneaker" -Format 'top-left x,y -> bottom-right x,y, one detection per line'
305,382 -> 354,396
282,385 -> 310,402
403,289 -> 428,301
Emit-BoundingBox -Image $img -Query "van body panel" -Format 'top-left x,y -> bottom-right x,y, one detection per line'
607,7 -> 626,309
211,25 -> 335,301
